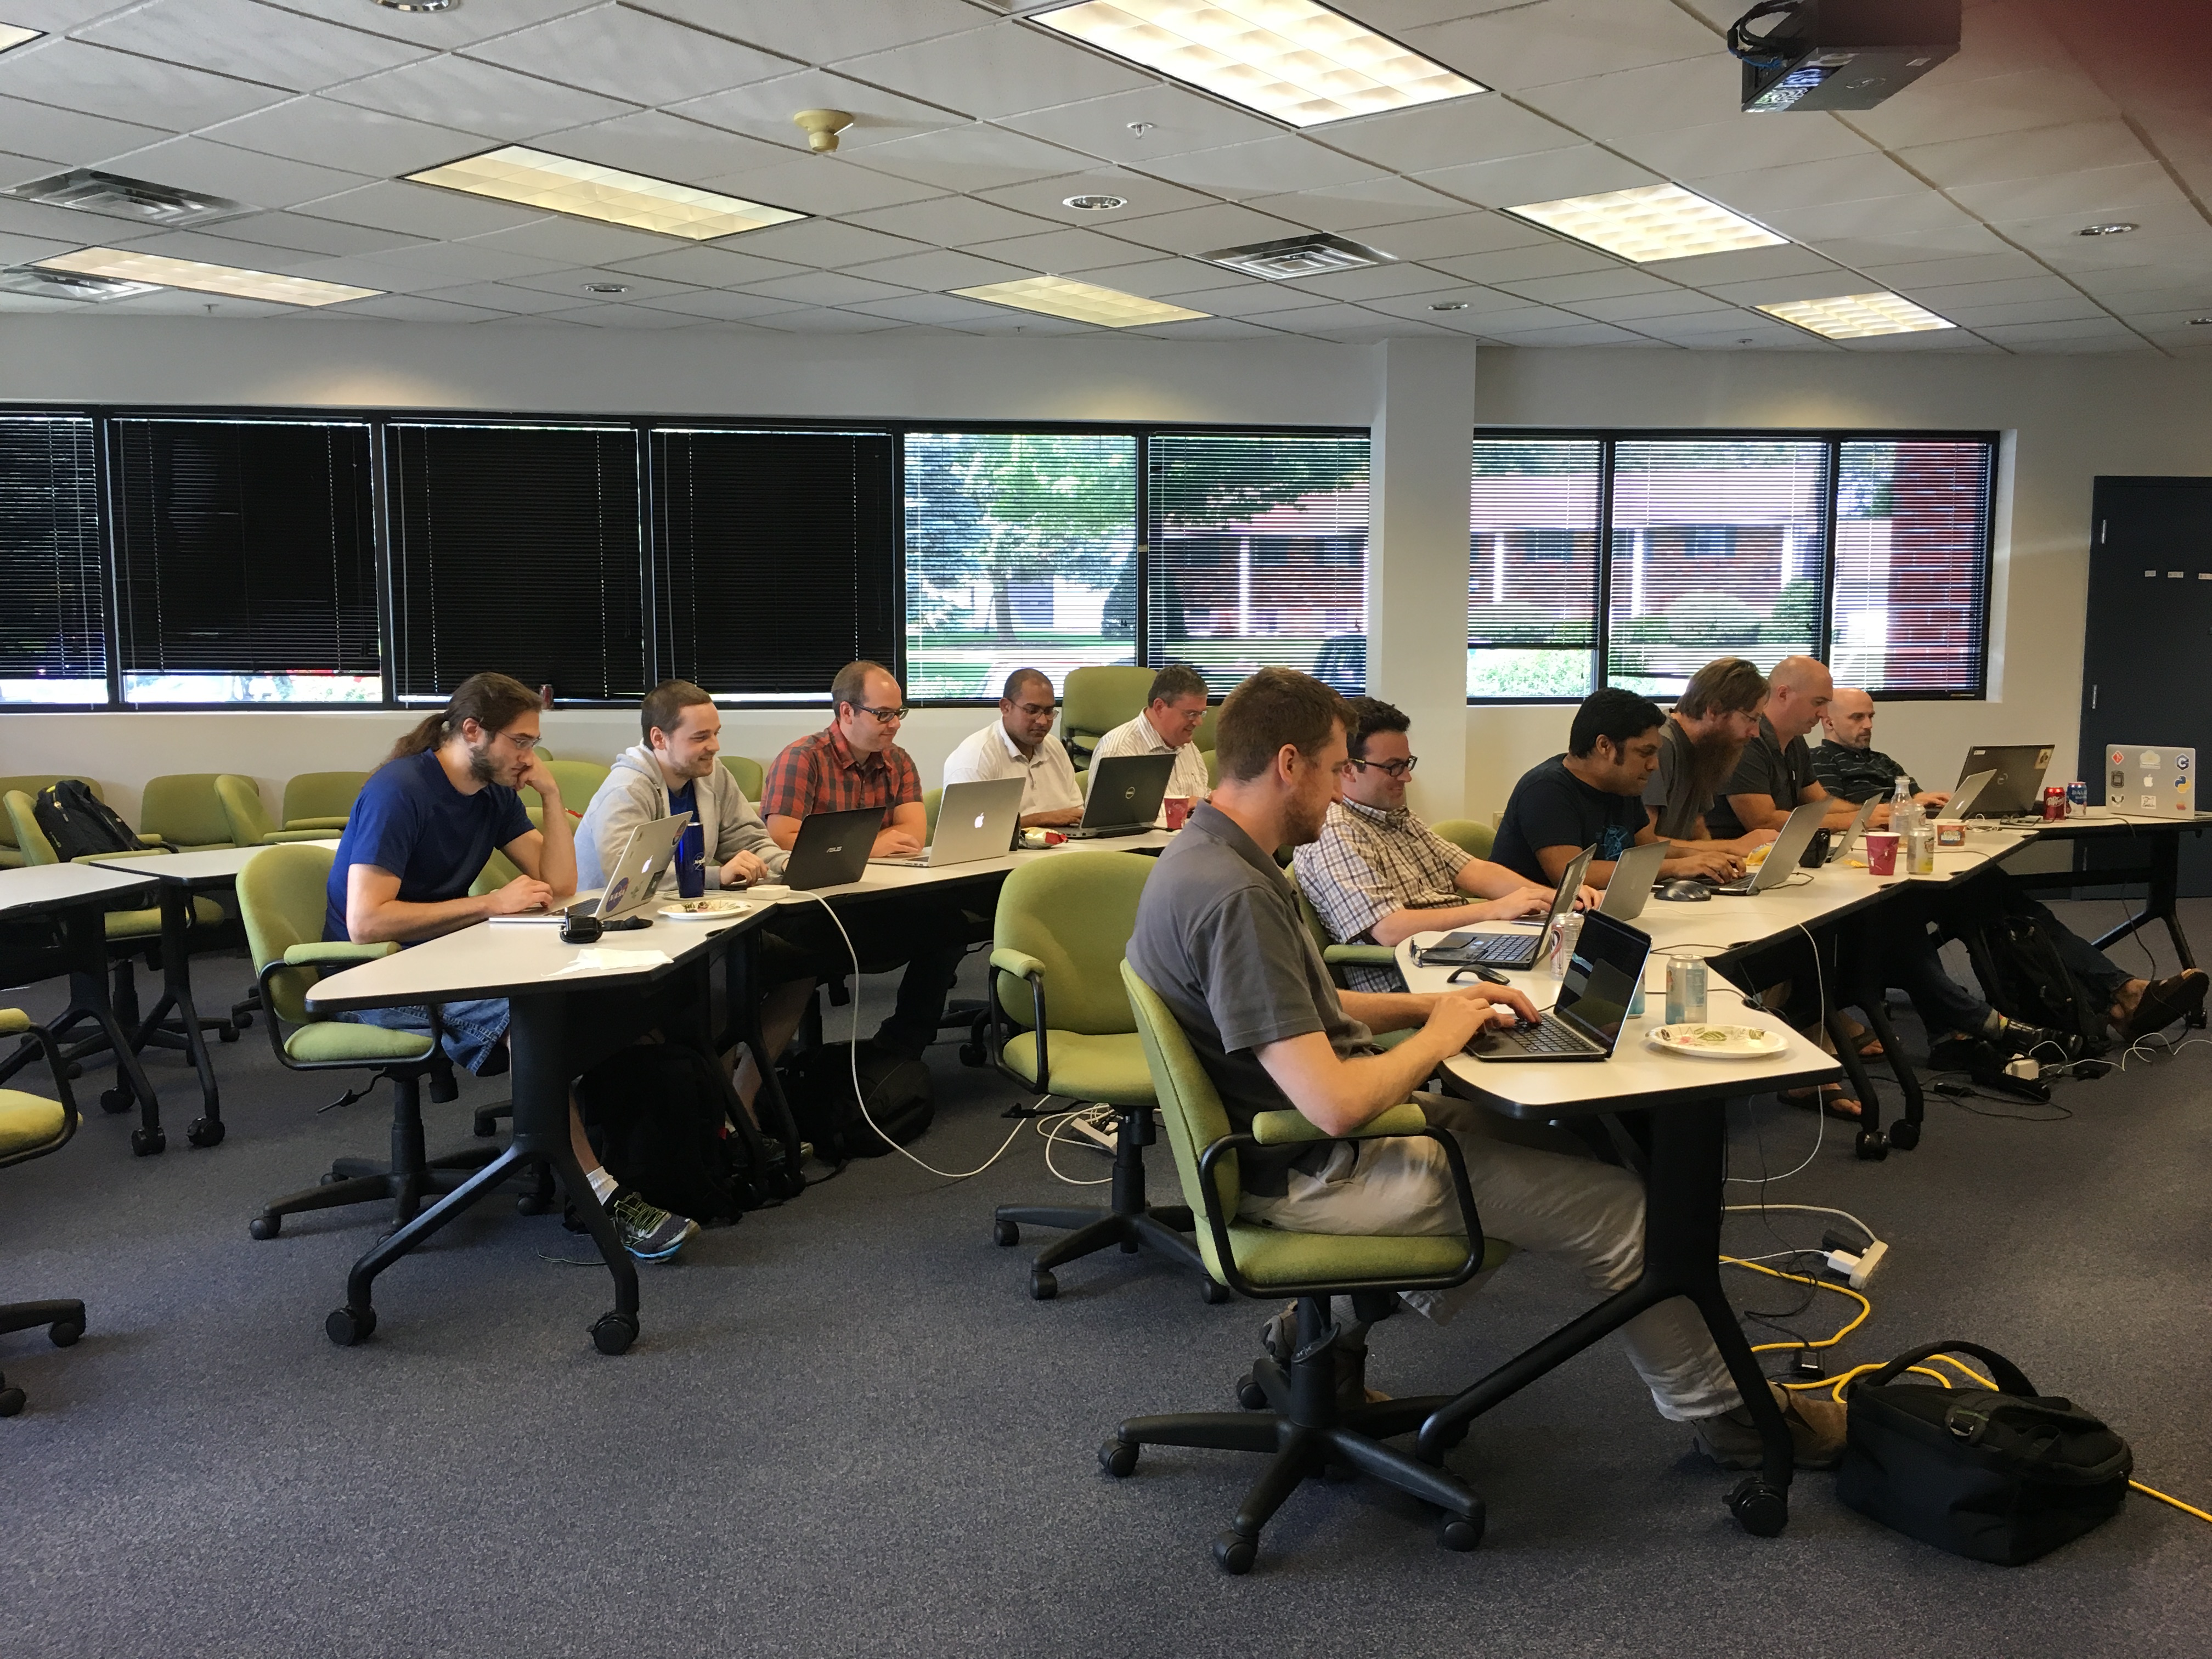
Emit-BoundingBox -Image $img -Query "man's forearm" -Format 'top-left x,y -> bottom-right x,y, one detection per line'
1341,986 -> 1436,1032
1369,901 -> 1503,948
350,893 -> 491,944
1328,1029 -> 1462,1123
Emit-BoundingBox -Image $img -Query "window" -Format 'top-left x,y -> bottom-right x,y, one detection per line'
1147,432 -> 1369,694
654,428 -> 897,703
0,415 -> 106,704
1470,431 -> 1995,701
903,431 -> 1135,701
387,423 -> 645,703
110,418 -> 380,704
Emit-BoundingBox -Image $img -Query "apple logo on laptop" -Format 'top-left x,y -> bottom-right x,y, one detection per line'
972,813 -> 987,830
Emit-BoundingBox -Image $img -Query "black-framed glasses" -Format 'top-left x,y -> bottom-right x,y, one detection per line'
854,703 -> 909,723
1346,755 -> 1418,779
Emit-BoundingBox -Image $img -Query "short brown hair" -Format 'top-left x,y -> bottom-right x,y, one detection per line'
1344,695 -> 1408,760
831,659 -> 896,718
1147,664 -> 1208,707
1675,657 -> 1769,721
1214,667 -> 1352,783
642,679 -> 714,745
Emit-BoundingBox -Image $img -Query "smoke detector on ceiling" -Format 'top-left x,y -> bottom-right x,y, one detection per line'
2,168 -> 249,228
1199,233 -> 1395,280
0,265 -> 159,301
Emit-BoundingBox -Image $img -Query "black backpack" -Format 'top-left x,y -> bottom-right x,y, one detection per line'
33,780 -> 150,861
576,1042 -> 780,1225
1957,895 -> 2108,1056
780,1041 -> 934,1164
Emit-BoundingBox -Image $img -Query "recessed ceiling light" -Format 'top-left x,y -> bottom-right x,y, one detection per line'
1506,183 -> 1785,263
374,1 -> 456,12
33,247 -> 379,307
583,282 -> 629,294
2,168 -> 248,228
1032,0 -> 1486,128
1757,291 -> 1955,339
2190,316 -> 2212,325
407,146 -> 804,241
951,275 -> 1209,328
0,24 -> 41,53
2077,222 -> 2138,236
1063,194 -> 1127,211
1429,301 -> 1468,311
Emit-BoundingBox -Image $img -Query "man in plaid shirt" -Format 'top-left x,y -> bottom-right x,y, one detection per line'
1292,697 -> 1567,992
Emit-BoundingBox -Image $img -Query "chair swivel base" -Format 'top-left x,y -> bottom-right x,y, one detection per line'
0,1299 -> 86,1419
250,1144 -> 520,1239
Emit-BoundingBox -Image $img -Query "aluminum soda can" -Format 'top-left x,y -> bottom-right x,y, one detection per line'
2042,785 -> 2069,821
2066,780 -> 2089,810
1665,957 -> 1708,1025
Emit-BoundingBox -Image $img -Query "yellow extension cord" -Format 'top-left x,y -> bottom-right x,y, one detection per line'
1719,1255 -> 2212,1528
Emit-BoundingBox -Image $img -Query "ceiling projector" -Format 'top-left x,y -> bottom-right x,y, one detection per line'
1731,0 -> 1962,112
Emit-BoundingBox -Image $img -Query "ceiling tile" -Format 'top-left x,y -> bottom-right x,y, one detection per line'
205,97 -> 487,176
320,239 -> 572,285
1413,144 -> 1662,210
1514,51 -> 1742,138
966,225 -> 1154,273
1760,190 -> 1985,244
1494,267 -> 1681,303
718,218 -> 930,269
696,157 -> 945,217
1404,1 -> 1717,92
1800,221 -> 2015,267
1843,69 -> 2120,151
1931,296 -> 2109,328
82,227 -> 333,271
1855,251 -> 2053,289
1316,95 -> 1581,174
262,1 -> 605,52
673,69 -> 958,156
602,242 -> 810,286
296,179 -> 549,240
1974,317 -> 2142,347
1052,256 -> 1250,297
206,210 -> 428,258
101,288 -> 297,319
850,125 -> 1102,194
499,264 -> 697,300
737,271 -> 914,306
1831,329 -> 2002,353
535,301 -> 703,329
1948,162 -> 2190,225
0,39 -> 290,128
1556,288 -> 1734,322
832,25 -> 1152,121
1120,316 -> 1285,340
324,54 -> 635,143
0,149 -> 55,188
1901,120 -> 2151,190
628,286 -> 810,321
1158,279 -> 1350,317
1259,300 -> 1401,335
832,291 -> 1015,327
529,111 -> 792,187
1425,241 -> 1617,283
642,0 -> 981,66
998,82 -> 1284,165
842,248 -> 1033,291
1695,153 -> 1928,220
845,195 -> 1056,248
104,136 -> 374,210
972,168 -> 1216,224
462,216 -> 678,264
0,96 -> 165,168
1350,210 -> 1550,262
1480,320 -> 1659,347
1107,203 -> 1316,256
1701,272 -> 1900,306
1638,244 -> 1842,285
1243,178 -> 1474,235
1285,262 -> 1462,301
76,0 -> 432,93
0,196 -> 122,241
413,279 -> 588,314
1358,285 -> 1542,319
1632,115 -> 1875,181
465,6 -> 792,106
1632,311 -> 1817,347
1875,273 -> 2082,307
1135,136 -> 1384,201
743,306 -> 909,333
1442,301 -> 1582,335
0,227 -> 96,267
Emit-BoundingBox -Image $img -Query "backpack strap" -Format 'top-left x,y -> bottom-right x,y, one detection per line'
1859,1340 -> 2038,1397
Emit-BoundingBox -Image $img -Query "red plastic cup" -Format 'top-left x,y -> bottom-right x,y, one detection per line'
1163,795 -> 1191,831
1864,831 -> 1899,876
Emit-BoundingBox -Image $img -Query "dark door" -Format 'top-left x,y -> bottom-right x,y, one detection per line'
2080,476 -> 2212,896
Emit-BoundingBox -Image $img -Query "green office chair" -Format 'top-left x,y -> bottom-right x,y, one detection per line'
721,755 -> 765,802
1104,962 -> 1509,1573
922,786 -> 942,839
1195,703 -> 1219,754
526,759 -> 608,820
985,851 -> 1219,1301
1205,749 -> 1221,791
1285,863 -> 1401,991
1430,819 -> 1495,861
139,774 -> 252,852
279,771 -> 368,833
0,1008 -> 88,1417
237,845 -> 506,1239
215,775 -> 348,847
1060,666 -> 1155,765
0,776 -> 109,869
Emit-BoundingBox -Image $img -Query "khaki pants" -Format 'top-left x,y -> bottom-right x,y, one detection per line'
1238,1092 -> 1740,1423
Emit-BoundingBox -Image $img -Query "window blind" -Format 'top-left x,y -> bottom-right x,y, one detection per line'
1469,436 -> 1600,700
1146,432 -> 1369,694
387,423 -> 644,703
0,415 -> 106,702
651,428 -> 896,701
1833,439 -> 1991,696
110,418 -> 379,703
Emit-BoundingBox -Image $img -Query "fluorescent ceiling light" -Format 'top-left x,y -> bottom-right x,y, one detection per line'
0,24 -> 39,53
407,146 -> 803,241
1758,291 -> 1955,339
951,275 -> 1209,328
34,247 -> 378,307
1033,0 -> 1484,128
1506,183 -> 1785,263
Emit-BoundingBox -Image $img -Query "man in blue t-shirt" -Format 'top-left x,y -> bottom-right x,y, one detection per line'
1491,688 -> 1743,891
327,671 -> 694,1261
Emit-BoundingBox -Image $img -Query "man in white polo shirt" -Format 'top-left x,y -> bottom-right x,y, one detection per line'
1086,663 -> 1212,827
941,667 -> 1084,828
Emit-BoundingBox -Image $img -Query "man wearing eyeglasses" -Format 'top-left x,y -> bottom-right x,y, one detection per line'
941,667 -> 1085,828
1291,697 -> 1565,992
1085,663 -> 1214,828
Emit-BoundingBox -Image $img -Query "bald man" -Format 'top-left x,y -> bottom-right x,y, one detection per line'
1812,687 -> 1950,823
1704,656 -> 1867,840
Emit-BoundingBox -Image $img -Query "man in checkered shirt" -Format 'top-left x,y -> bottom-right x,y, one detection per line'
1292,697 -> 1568,993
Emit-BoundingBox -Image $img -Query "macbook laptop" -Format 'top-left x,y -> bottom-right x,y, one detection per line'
1415,845 -> 1594,971
1465,909 -> 1651,1064
1826,795 -> 1880,864
491,813 -> 689,929
783,806 -> 882,890
1598,837 -> 1670,921
1713,800 -> 1826,895
1953,745 -> 2055,817
1937,769 -> 1996,823
1064,752 -> 1176,840
871,777 -> 1025,869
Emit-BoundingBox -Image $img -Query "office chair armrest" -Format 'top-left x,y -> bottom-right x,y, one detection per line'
0,1011 -> 81,1148
0,1008 -> 27,1036
261,828 -> 341,844
282,941 -> 400,966
986,949 -> 1051,1093
71,848 -> 165,864
988,947 -> 1046,980
137,832 -> 165,847
1250,1101 -> 1427,1146
1321,943 -> 1397,967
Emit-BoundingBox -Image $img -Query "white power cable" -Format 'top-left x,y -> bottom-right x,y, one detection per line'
1725,921 -> 1831,1185
1038,1105 -> 1115,1186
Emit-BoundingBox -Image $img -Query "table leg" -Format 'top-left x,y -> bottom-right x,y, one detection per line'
129,885 -> 223,1148
726,929 -> 806,1200
63,911 -> 166,1154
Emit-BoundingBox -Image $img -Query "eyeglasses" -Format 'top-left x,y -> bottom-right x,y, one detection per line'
853,703 -> 908,723
1345,755 -> 1418,779
1009,700 -> 1058,719
501,730 -> 543,752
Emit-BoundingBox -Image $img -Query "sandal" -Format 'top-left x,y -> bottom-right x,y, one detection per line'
2120,970 -> 2209,1043
1837,1016 -> 1884,1059
1781,1083 -> 1861,1121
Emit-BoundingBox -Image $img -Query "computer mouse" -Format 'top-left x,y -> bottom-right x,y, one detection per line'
1656,879 -> 1714,902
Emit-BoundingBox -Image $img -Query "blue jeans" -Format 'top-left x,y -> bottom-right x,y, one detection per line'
347,997 -> 511,1075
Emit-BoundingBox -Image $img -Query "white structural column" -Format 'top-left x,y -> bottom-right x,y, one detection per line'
1367,337 -> 1475,821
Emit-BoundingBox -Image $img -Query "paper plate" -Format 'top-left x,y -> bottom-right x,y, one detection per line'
1646,1023 -> 1788,1059
659,898 -> 753,921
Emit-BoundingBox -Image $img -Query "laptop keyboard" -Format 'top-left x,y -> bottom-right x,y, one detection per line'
1448,931 -> 1541,964
1498,1019 -> 1596,1056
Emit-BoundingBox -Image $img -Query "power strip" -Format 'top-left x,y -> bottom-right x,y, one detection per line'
1066,1105 -> 1118,1155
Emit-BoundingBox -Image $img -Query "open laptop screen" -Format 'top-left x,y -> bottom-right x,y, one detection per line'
1555,912 -> 1650,1049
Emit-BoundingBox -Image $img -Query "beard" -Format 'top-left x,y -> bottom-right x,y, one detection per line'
1685,726 -> 1748,800
466,737 -> 512,787
1283,787 -> 1335,848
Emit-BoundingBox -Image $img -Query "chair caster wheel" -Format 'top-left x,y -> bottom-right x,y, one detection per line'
99,1087 -> 131,1115
49,1316 -> 82,1348
187,1117 -> 224,1148
1887,1120 -> 1920,1151
1099,1436 -> 1138,1477
0,1384 -> 23,1418
1211,1531 -> 1257,1575
958,1042 -> 986,1067
1237,1373 -> 1267,1410
249,1215 -> 280,1240
590,1312 -> 637,1356
1199,1278 -> 1231,1305
1029,1268 -> 1057,1300
325,1305 -> 375,1347
1854,1128 -> 1889,1161
131,1126 -> 165,1156
992,1218 -> 1019,1246
217,1024 -> 239,1043
1727,1476 -> 1788,1537
471,1114 -> 499,1138
233,1012 -> 253,1029
1437,1509 -> 1484,1553
515,1193 -> 548,1216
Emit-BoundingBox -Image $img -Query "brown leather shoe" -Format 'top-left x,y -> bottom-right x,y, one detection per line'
1692,1383 -> 1848,1471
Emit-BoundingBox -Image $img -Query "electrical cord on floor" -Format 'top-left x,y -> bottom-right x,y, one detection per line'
1037,1104 -> 1115,1186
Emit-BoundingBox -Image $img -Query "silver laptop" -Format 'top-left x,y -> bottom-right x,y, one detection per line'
1465,910 -> 1651,1064
1937,769 -> 1995,823
1953,745 -> 2053,817
1064,752 -> 1176,840
493,813 -> 689,927
1826,795 -> 1880,863
1415,845 -> 1594,971
1598,838 -> 1671,921
1713,800 -> 1826,895
872,777 -> 1025,868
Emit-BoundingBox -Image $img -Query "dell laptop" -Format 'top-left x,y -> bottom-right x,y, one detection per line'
1598,837 -> 1671,921
1064,752 -> 1176,840
872,777 -> 1026,870
492,814 -> 689,929
1415,845 -> 1594,971
1465,909 -> 1651,1064
1713,800 -> 1826,895
783,806 -> 883,891
1953,745 -> 2055,817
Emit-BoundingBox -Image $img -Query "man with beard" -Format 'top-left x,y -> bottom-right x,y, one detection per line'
1125,667 -> 1843,1468
1811,686 -> 1949,819
1644,657 -> 1782,856
1705,656 -> 1872,839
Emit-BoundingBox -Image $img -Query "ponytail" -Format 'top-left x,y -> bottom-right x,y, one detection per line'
387,672 -> 543,763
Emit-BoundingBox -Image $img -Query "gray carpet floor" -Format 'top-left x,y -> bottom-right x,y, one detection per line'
5,898 -> 2210,1658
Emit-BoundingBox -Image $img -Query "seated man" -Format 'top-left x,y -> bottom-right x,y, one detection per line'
1811,686 -> 1950,819
1086,663 -> 1212,827
327,672 -> 695,1261
761,659 -> 967,1062
941,667 -> 1085,828
576,679 -> 814,1122
1491,687 -> 1742,890
1645,657 -> 1782,856
1125,667 -> 1839,1469
1705,656 -> 1870,840
1291,696 -> 1563,992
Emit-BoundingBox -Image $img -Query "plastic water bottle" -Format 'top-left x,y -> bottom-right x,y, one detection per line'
1547,912 -> 1583,981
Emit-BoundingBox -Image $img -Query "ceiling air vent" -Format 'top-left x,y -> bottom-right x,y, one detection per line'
1199,233 -> 1396,280
0,264 -> 158,301
1,168 -> 248,227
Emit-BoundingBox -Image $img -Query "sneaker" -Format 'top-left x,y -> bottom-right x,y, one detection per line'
1692,1383 -> 1847,1471
607,1188 -> 697,1261
1986,1013 -> 2076,1062
1259,1302 -> 1384,1409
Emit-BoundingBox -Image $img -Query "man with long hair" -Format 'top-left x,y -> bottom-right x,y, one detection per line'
1644,657 -> 1781,854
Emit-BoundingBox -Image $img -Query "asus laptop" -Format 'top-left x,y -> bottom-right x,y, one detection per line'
1952,746 -> 2055,817
783,806 -> 882,891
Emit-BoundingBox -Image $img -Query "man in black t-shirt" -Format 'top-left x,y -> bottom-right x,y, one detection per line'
1706,656 -> 1866,842
1492,689 -> 1740,890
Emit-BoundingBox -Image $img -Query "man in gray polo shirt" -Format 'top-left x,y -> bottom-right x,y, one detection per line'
1126,667 -> 1842,1470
